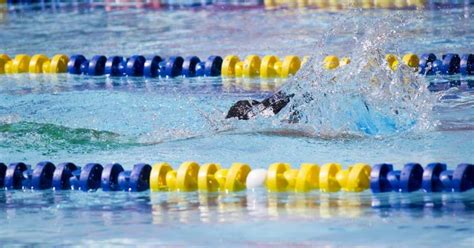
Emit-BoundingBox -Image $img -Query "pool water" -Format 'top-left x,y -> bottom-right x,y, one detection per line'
1,1 -> 474,246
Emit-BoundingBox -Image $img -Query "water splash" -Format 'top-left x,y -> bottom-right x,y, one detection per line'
237,10 -> 437,137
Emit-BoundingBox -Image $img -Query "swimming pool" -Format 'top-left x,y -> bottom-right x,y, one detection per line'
1,1 -> 474,246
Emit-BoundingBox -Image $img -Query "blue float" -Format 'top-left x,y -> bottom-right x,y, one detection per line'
101,163 -> 151,192
460,54 -> 474,75
52,162 -> 79,190
370,163 -> 424,193
422,162 -> 447,192
182,56 -> 201,77
87,55 -> 107,76
419,53 -> 437,75
101,163 -> 124,191
4,162 -> 29,190
67,54 -> 88,75
105,56 -> 126,76
77,163 -> 103,191
370,163 -> 394,193
144,56 -> 162,78
31,161 -> 56,190
126,55 -> 146,77
160,56 -> 184,78
203,55 -> 223,76
388,163 -> 424,192
441,53 -> 460,75
0,163 -> 6,188
117,163 -> 152,192
430,59 -> 443,75
51,163 -> 103,191
440,163 -> 474,192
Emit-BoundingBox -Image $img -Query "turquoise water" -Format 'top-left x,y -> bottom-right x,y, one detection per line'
1,190 -> 474,246
1,2 -> 474,246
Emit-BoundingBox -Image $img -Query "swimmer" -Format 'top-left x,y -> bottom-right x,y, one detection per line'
226,91 -> 294,120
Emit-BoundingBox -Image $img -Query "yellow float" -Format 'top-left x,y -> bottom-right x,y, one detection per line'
197,162 -> 251,192
4,54 -> 31,73
149,161 -> 200,192
266,162 -> 320,192
320,163 -> 372,192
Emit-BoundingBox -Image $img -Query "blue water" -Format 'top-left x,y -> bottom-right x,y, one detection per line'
1,2 -> 474,246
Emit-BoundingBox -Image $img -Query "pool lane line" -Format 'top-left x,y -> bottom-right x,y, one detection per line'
1,53 -> 473,78
1,161 -> 473,193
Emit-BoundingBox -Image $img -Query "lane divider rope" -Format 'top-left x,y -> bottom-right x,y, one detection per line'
264,0 -> 430,9
1,53 -> 473,78
0,161 -> 472,193
3,0 -> 452,10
